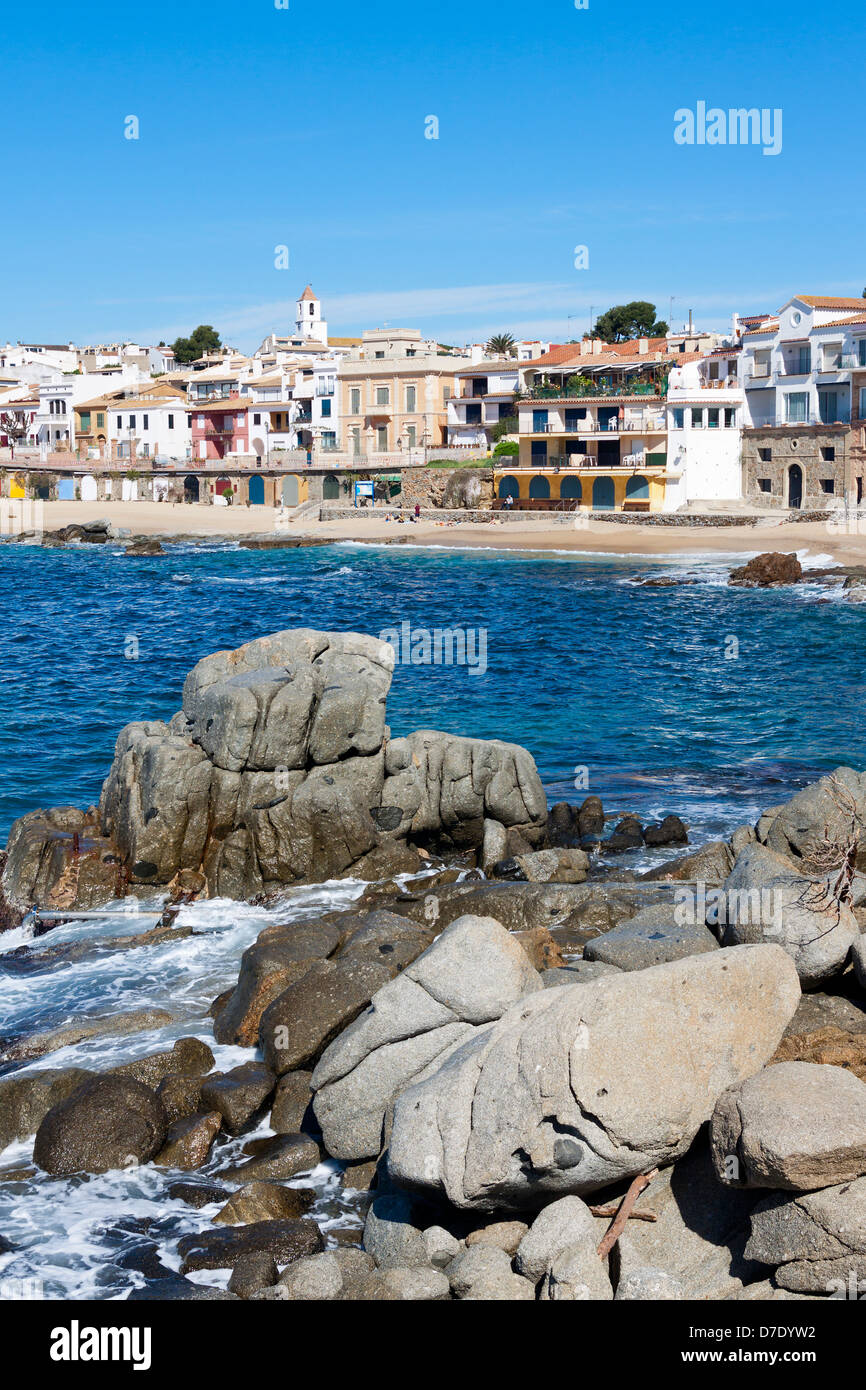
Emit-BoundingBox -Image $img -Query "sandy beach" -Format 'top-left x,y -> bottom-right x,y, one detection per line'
23,499 -> 866,566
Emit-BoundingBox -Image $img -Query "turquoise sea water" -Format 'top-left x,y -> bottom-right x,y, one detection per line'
1,536 -> 864,1298
0,538 -> 862,844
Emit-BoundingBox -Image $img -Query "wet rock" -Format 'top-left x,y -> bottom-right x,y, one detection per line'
178,1217 -> 324,1273
340,1159 -> 379,1191
728,552 -> 803,587
128,1276 -> 238,1301
260,957 -> 394,1074
167,1181 -> 229,1209
199,1062 -> 276,1134
481,818 -> 508,871
219,1132 -> 321,1184
0,1067 -> 93,1153
213,1180 -> 314,1225
155,1074 -> 204,1124
154,1112 -> 221,1170
643,815 -> 688,848
311,915 -> 542,1160
270,1071 -> 314,1133
112,1036 -> 214,1089
604,815 -> 645,852
336,909 -> 434,972
711,1061 -> 866,1191
212,922 -> 342,1047
228,1251 -> 278,1298
33,1076 -> 168,1175
0,1008 -> 175,1065
714,842 -> 859,986
387,945 -> 801,1209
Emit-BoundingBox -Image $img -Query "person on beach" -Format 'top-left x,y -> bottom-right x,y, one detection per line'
414,502 -> 421,520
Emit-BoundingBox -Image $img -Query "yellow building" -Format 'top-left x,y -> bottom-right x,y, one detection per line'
339,329 -> 458,459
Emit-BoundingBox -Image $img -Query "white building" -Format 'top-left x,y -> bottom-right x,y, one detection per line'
664,346 -> 744,507
109,386 -> 191,463
447,360 -> 522,448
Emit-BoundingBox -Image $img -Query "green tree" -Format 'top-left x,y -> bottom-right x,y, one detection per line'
591,302 -> 669,342
171,325 -> 222,363
487,332 -> 517,358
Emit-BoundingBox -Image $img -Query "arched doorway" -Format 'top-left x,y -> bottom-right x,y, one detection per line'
281,475 -> 299,506
322,474 -> 340,501
183,474 -> 200,503
625,475 -> 650,501
529,475 -> 551,499
498,475 -> 519,499
81,475 -> 97,501
214,477 -> 232,506
560,476 -> 582,501
788,463 -> 803,509
592,476 -> 616,510
249,475 -> 265,505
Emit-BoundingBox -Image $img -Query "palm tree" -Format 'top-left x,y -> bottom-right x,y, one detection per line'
486,333 -> 516,358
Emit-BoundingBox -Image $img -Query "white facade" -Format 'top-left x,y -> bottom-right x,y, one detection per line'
294,288 -> 328,346
740,297 -> 866,431
664,350 -> 744,506
109,392 -> 191,462
448,361 -> 522,446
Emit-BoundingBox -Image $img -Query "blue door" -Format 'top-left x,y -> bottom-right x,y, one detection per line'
249,475 -> 265,505
498,475 -> 519,499
592,476 -> 615,510
57,478 -> 75,500
529,475 -> 550,499
625,475 -> 649,500
560,476 -> 582,500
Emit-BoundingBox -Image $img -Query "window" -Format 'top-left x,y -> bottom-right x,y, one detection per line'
821,479 -> 835,494
374,351 -> 385,359
724,408 -> 737,427
129,415 -> 136,430
117,415 -> 123,429
860,387 -> 866,419
532,409 -> 549,432
708,361 -> 719,381
376,425 -> 387,450
253,413 -> 261,426
406,385 -> 416,411
443,385 -> 451,401
376,386 -> 390,406
727,360 -> 738,378
759,448 -> 772,462
321,399 -> 332,417
821,446 -> 836,462
859,340 -> 866,367
351,427 -> 361,456
350,388 -> 361,414
321,431 -> 336,450
167,414 -> 174,429
407,424 -> 417,447
672,408 -> 685,429
819,390 -> 842,424
79,412 -> 91,432
97,413 -> 105,429
142,414 -> 149,431
142,443 -> 150,457
758,478 -> 772,492
785,393 -> 809,424
406,349 -> 416,357
691,408 -> 704,428
707,408 -> 720,429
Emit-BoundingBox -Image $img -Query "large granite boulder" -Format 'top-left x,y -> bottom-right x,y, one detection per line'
711,1061 -> 866,1191
1,630 -> 548,915
386,945 -> 800,1210
311,915 -> 542,1160
763,767 -> 866,869
712,842 -> 858,986
746,1178 -> 866,1293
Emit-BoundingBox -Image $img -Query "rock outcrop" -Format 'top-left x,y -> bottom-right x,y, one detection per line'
0,629 -> 548,918
386,943 -> 801,1210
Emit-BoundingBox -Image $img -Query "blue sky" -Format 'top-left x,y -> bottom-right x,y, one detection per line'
2,0 -> 863,350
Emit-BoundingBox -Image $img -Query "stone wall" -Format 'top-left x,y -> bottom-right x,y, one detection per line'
400,467 -> 495,510
742,427 -> 852,508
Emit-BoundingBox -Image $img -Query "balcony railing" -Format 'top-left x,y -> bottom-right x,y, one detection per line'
524,381 -> 662,400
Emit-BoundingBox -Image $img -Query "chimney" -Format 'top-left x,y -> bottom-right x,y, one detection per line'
638,338 -> 649,355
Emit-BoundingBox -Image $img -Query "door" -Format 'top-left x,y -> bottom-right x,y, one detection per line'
81,475 -> 98,501
57,478 -> 75,500
788,463 -> 803,509
281,475 -> 299,506
249,474 -> 265,505
592,476 -> 616,510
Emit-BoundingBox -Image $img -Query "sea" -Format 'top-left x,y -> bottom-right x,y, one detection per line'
0,537 -> 862,1297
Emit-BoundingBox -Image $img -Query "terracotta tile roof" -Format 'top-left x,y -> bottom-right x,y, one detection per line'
818,315 -> 866,329
706,345 -> 742,357
739,314 -> 773,325
743,322 -> 779,338
299,285 -> 318,302
794,295 -> 866,310
190,395 -> 248,412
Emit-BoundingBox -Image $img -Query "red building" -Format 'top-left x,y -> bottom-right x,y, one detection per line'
190,396 -> 250,462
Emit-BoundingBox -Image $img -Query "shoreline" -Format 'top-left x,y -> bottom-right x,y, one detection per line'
7,499 -> 866,565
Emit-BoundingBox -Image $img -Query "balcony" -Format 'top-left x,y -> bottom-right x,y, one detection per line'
366,400 -> 392,416
744,367 -> 772,387
525,381 -> 662,401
